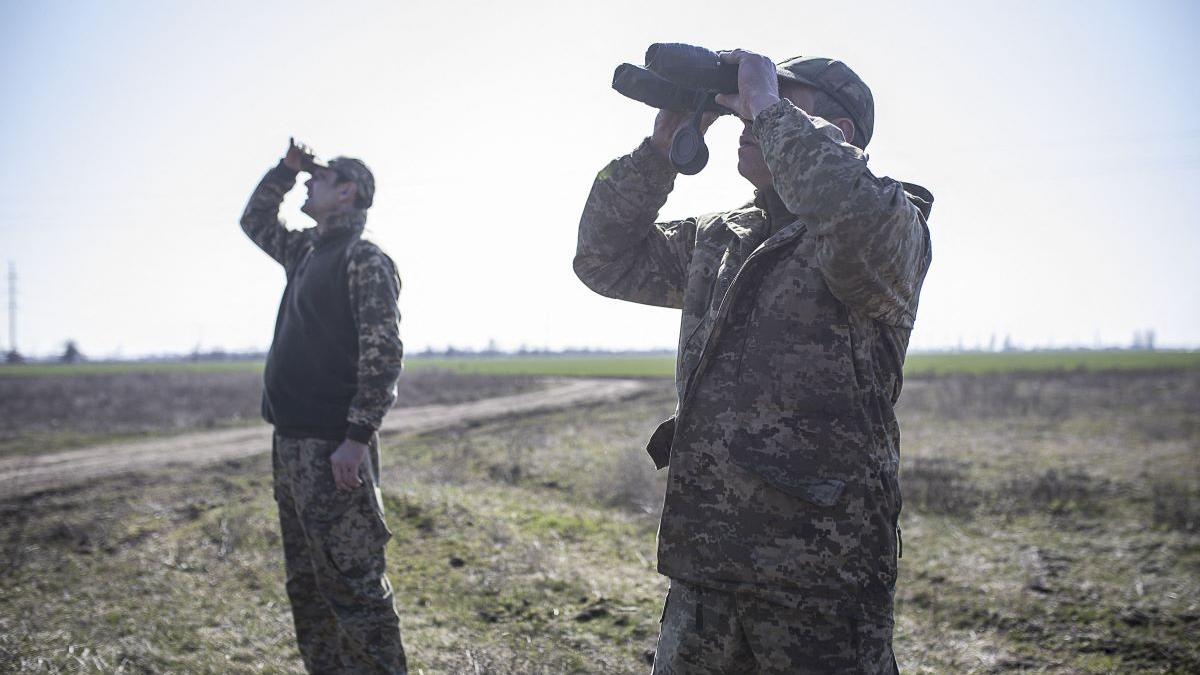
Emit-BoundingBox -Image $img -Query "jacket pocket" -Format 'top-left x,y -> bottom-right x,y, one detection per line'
741,468 -> 845,506
727,410 -> 869,506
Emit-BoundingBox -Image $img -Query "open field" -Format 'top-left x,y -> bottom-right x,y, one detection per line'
903,350 -> 1200,375
1,367 -> 1198,673
0,356 -> 677,380
0,378 -> 649,500
410,350 -> 1200,378
3,349 -> 1196,380
0,369 -> 542,459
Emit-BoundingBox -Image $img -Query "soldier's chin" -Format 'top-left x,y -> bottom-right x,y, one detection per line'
737,152 -> 769,183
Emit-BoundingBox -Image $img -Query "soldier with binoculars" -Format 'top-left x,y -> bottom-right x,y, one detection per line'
576,46 -> 934,673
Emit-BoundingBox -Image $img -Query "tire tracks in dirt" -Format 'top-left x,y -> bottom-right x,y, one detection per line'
0,378 -> 652,499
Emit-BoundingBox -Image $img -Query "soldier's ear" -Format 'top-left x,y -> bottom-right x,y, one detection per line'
830,117 -> 856,146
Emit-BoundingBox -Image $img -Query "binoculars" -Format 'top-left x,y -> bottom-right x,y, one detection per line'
612,44 -> 741,174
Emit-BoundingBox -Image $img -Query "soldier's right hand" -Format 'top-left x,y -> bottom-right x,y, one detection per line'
283,137 -> 315,172
649,110 -> 718,161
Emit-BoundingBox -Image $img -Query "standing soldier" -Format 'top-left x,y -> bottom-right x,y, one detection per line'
575,50 -> 933,673
241,139 -> 407,674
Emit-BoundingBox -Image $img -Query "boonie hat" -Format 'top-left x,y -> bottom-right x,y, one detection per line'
776,56 -> 875,148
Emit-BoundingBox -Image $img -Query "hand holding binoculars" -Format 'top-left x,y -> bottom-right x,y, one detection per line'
612,44 -> 741,175
285,137 -> 326,174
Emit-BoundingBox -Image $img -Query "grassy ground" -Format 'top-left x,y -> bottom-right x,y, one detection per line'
409,355 -> 677,379
2,369 -> 1198,673
0,355 -> 676,380
409,350 -> 1200,378
903,350 -> 1200,376
4,350 -> 1197,380
0,387 -> 676,674
893,370 -> 1200,673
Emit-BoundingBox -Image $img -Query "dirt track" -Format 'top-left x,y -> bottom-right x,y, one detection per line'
0,378 -> 651,499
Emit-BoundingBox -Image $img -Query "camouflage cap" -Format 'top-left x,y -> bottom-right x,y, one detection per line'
776,56 -> 874,148
326,156 -> 375,210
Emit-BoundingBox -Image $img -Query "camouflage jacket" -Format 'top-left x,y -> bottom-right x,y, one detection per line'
575,100 -> 933,612
241,161 -> 404,441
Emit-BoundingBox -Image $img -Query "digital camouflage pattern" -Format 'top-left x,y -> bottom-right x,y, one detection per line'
273,432 -> 407,674
653,579 -> 897,674
240,161 -> 404,436
244,161 -> 407,673
575,99 -> 932,666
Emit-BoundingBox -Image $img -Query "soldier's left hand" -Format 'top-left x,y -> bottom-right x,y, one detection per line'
331,439 -> 368,490
284,137 -> 317,173
714,49 -> 781,121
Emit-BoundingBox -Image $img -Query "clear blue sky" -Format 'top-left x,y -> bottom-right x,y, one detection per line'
2,0 -> 1197,357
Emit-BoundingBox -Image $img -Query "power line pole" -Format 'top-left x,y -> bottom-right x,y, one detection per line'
6,262 -> 18,362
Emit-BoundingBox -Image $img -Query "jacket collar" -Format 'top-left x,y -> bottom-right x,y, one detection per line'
724,188 -> 802,247
316,209 -> 367,242
723,204 -> 768,243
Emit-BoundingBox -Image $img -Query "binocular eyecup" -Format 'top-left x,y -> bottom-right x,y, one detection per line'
611,43 -> 740,174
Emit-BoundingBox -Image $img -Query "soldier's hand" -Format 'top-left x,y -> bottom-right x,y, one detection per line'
330,439 -> 368,491
283,137 -> 315,173
649,109 -> 719,161
714,49 -> 780,121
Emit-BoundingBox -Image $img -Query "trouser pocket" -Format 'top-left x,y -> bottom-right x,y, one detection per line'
299,445 -> 392,578
324,491 -> 391,576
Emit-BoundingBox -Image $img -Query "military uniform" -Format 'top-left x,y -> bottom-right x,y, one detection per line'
242,158 -> 407,674
575,58 -> 932,673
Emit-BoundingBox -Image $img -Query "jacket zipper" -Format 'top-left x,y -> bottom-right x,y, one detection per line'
734,304 -> 756,382
679,225 -> 808,411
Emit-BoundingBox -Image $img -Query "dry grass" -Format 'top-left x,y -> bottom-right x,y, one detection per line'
1,370 -> 1197,672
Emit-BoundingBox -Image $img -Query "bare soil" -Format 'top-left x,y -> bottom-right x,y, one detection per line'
0,369 -> 544,458
0,378 -> 650,500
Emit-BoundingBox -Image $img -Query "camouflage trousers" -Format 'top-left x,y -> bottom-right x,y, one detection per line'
272,432 -> 407,674
652,579 -> 898,675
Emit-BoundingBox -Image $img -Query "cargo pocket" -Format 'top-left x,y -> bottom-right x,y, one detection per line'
324,480 -> 392,576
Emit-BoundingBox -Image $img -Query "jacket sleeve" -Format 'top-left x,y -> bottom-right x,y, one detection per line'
752,100 -> 932,328
239,161 -> 313,270
573,139 -> 699,309
344,243 -> 404,442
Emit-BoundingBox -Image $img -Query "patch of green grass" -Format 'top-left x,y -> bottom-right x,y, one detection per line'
904,350 -> 1200,376
408,350 -> 1200,378
4,350 -> 1196,380
0,468 -> 298,673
